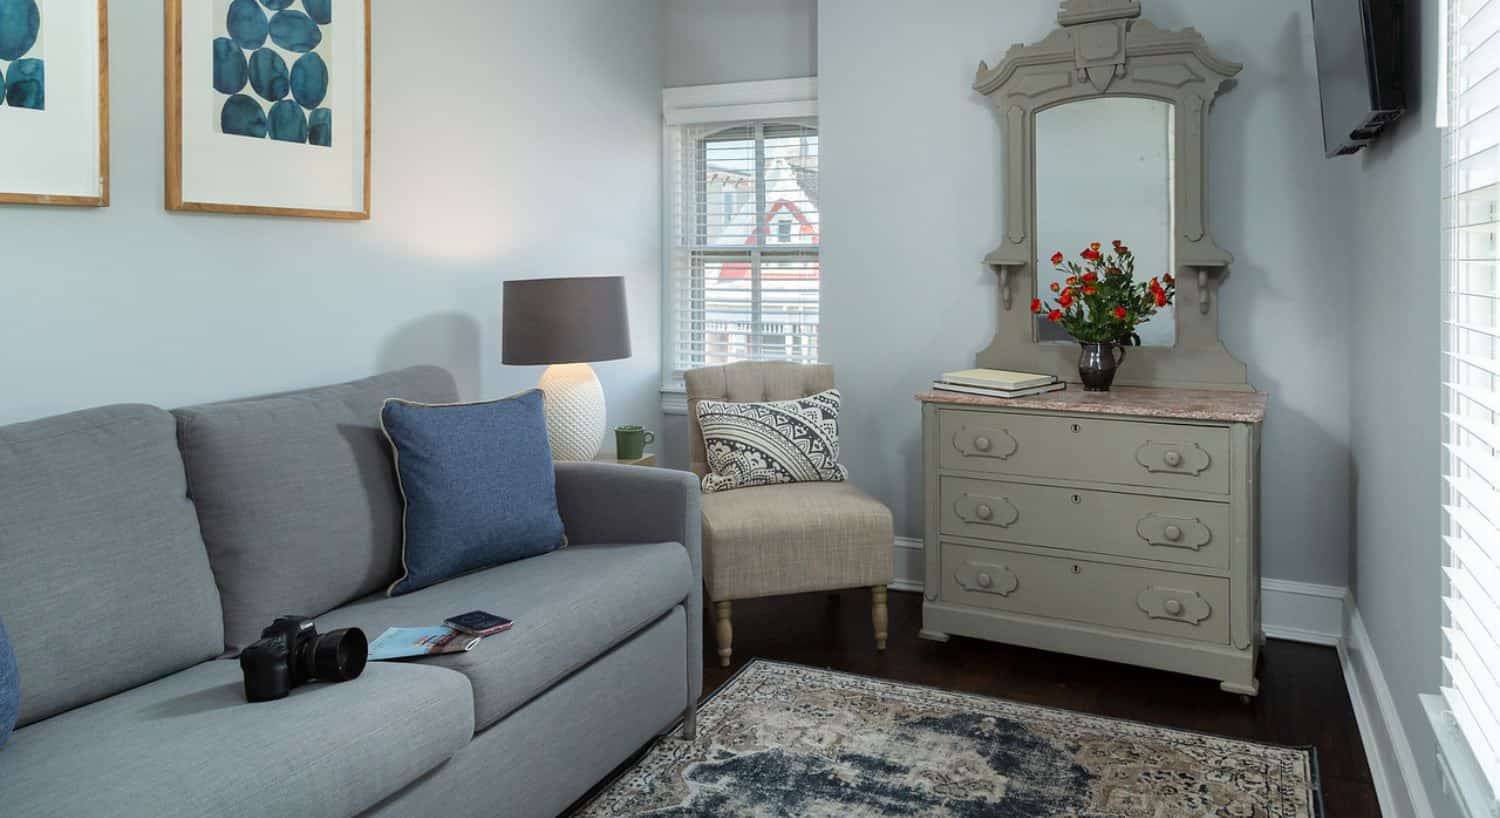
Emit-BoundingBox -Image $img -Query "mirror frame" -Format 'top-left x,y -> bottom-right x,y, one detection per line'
974,0 -> 1251,391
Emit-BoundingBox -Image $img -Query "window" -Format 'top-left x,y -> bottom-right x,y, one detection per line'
663,83 -> 819,385
1441,0 -> 1500,808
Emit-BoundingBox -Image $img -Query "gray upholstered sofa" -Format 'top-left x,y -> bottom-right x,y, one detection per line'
0,367 -> 702,818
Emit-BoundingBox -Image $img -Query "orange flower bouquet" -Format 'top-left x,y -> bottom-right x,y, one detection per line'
1030,240 -> 1176,391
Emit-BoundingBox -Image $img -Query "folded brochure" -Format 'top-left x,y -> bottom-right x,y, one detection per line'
369,627 -> 482,661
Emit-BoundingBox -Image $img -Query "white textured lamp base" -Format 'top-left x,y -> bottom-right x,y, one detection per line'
538,363 -> 606,461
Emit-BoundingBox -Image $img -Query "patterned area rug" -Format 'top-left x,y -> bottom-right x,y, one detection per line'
575,661 -> 1322,817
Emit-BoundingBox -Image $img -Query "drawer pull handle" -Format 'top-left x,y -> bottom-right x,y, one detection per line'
956,563 -> 1018,596
953,426 -> 1018,459
1137,587 -> 1212,625
956,494 -> 1019,527
1135,441 -> 1212,476
1135,514 -> 1211,551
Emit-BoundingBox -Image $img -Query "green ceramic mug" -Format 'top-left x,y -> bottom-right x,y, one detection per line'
614,426 -> 656,460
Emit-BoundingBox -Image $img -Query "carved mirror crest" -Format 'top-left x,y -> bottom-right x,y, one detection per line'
975,0 -> 1251,391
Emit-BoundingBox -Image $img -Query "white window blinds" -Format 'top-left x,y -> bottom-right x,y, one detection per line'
1443,0 -> 1500,802
665,118 -> 820,379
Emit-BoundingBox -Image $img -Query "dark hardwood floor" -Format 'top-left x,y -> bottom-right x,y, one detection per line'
700,587 -> 1380,817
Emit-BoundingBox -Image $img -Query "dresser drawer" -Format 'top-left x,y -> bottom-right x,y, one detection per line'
938,409 -> 1231,494
939,542 -> 1230,644
939,477 -> 1230,570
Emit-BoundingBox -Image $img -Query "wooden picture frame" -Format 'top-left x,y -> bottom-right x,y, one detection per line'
0,0 -> 110,207
164,0 -> 370,220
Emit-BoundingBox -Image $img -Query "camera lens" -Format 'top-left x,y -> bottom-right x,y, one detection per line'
310,627 -> 367,682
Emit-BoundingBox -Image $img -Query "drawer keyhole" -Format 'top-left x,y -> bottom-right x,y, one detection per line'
1071,494 -> 1082,505
1071,423 -> 1082,433
1071,564 -> 1081,575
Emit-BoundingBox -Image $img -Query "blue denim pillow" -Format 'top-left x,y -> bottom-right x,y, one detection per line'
382,390 -> 566,596
0,614 -> 18,748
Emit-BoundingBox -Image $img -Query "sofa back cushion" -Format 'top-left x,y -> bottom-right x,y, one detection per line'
0,405 -> 224,726
174,366 -> 458,650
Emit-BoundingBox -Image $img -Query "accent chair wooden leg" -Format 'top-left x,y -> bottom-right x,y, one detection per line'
872,585 -> 889,651
715,600 -> 733,668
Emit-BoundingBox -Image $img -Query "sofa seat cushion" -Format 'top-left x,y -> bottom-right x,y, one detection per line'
173,366 -> 460,651
0,659 -> 473,818
700,481 -> 895,601
316,542 -> 692,732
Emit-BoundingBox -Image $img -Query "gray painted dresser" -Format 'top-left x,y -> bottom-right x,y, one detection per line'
918,387 -> 1267,695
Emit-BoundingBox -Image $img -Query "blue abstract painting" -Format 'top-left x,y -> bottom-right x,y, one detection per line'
214,0 -> 330,147
0,0 -> 44,112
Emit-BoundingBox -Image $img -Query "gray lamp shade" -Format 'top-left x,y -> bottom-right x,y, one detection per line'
502,276 -> 632,365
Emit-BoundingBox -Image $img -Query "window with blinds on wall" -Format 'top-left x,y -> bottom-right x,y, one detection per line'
665,119 -> 819,380
1443,0 -> 1500,801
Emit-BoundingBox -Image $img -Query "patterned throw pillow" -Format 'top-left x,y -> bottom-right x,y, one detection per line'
697,390 -> 850,493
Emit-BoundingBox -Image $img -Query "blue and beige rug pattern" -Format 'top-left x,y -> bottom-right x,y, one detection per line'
577,660 -> 1320,817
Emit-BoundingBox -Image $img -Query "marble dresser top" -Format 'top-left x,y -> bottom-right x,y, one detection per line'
916,386 -> 1267,423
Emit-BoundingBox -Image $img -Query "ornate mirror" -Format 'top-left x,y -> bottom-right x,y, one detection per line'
975,0 -> 1251,391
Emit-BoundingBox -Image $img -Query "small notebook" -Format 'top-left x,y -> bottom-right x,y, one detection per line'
939,368 -> 1056,390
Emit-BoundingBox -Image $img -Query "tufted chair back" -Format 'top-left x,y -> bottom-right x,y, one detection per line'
683,362 -> 836,477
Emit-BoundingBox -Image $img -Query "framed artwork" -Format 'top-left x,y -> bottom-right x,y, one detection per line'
165,0 -> 370,220
0,0 -> 109,207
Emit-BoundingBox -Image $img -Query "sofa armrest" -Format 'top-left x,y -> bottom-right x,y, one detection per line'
553,462 -> 703,701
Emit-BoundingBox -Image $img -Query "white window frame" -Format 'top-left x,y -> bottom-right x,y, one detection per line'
660,78 -> 818,414
1436,0 -> 1500,814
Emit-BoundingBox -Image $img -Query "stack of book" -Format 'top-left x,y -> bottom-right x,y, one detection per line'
932,368 -> 1065,399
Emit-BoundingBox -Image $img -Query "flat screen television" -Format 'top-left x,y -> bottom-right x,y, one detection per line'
1311,0 -> 1408,157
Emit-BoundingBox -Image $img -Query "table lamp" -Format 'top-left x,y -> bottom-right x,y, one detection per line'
502,276 -> 631,461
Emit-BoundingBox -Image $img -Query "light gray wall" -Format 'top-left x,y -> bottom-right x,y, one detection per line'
660,0 -> 817,88
1346,0 -> 1445,809
0,0 -> 663,437
818,0 -> 1355,586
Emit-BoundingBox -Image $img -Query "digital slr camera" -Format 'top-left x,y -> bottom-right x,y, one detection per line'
238,616 -> 368,702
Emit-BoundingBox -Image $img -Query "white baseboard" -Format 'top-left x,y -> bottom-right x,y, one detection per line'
891,540 -> 1347,647
1261,578 -> 1346,646
890,537 -> 924,593
1340,602 -> 1436,818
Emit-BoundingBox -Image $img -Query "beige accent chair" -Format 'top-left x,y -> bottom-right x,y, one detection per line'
685,362 -> 895,667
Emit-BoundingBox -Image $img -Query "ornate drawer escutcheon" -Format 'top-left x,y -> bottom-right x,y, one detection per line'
1136,513 -> 1212,551
951,425 -> 1019,461
1134,441 -> 1212,477
1136,587 -> 1212,626
953,493 -> 1020,528
955,561 -> 1020,596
